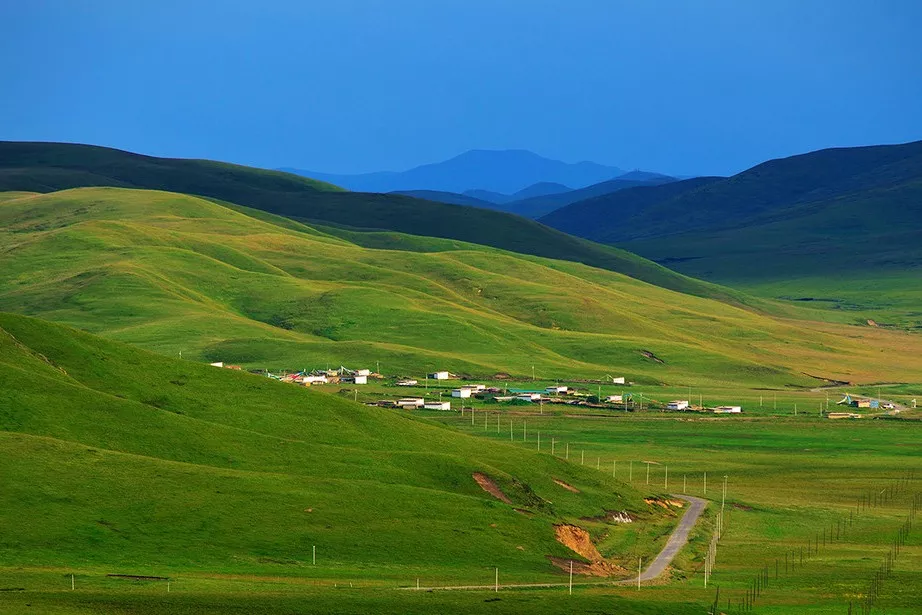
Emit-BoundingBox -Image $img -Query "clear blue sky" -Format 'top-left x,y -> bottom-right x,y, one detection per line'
2,0 -> 921,176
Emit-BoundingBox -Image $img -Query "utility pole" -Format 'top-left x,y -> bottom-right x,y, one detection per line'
569,561 -> 573,595
646,461 -> 650,485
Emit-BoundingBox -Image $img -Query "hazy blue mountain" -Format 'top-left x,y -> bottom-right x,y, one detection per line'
279,149 -> 624,194
463,188 -> 512,204
501,174 -> 678,219
510,181 -> 572,200
390,190 -> 496,208
460,182 -> 572,205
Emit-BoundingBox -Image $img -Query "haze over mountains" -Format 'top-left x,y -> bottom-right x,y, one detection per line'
281,149 -> 629,194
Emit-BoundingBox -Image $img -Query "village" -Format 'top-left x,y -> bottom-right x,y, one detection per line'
206,361 -> 915,418
206,362 -> 758,414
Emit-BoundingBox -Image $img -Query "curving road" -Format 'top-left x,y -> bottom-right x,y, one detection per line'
619,494 -> 707,584
406,493 -> 708,591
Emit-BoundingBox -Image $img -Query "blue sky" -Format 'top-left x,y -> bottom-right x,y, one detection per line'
2,0 -> 921,176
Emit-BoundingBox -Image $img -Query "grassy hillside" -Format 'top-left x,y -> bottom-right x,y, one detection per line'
538,141 -> 922,328
543,140 -> 922,243
506,175 -> 678,219
0,140 -> 743,304
540,177 -> 723,241
0,312 -> 659,581
2,187 -> 921,388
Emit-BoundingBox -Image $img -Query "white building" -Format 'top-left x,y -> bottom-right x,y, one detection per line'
611,377 -> 626,385
424,401 -> 452,411
209,361 -> 224,368
397,398 -> 425,408
546,385 -> 569,394
451,388 -> 472,398
605,394 -> 623,403
348,375 -> 368,385
356,369 -> 371,377
396,379 -> 418,386
667,400 -> 690,411
713,406 -> 742,414
429,371 -> 450,380
516,393 -> 542,402
301,375 -> 329,385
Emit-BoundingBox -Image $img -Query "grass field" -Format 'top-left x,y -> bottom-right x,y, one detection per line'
419,402 -> 922,613
1,323 -> 919,613
2,182 -> 921,613
2,187 -> 922,391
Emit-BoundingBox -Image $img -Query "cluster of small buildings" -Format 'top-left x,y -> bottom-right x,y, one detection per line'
216,365 -> 381,386
837,394 -> 880,409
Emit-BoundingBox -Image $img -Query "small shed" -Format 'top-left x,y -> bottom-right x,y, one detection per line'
452,388 -> 472,398
516,393 -> 542,402
397,398 -> 425,408
429,371 -> 450,380
605,394 -> 623,403
356,369 -> 371,377
713,406 -> 742,414
424,401 -> 452,411
396,379 -> 418,386
667,400 -> 690,411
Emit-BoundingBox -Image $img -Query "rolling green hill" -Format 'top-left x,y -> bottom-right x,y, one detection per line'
0,141 -> 746,305
0,311 -> 658,582
539,141 -> 922,328
1,187 -> 920,387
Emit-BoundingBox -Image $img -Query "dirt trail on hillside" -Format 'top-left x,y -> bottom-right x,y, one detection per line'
472,473 -> 511,504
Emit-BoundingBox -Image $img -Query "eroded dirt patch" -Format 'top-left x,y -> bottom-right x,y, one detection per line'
554,524 -> 628,577
473,472 -> 511,504
556,524 -> 600,561
553,478 -> 580,493
645,497 -> 684,511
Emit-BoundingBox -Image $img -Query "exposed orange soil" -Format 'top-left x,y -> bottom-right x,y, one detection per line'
472,472 -> 511,504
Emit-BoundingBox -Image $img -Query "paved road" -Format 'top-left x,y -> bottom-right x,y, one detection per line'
406,493 -> 708,591
620,494 -> 707,584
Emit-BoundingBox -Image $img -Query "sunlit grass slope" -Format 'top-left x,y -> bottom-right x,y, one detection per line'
1,187 -> 921,386
0,312 -> 659,582
0,140 -> 750,304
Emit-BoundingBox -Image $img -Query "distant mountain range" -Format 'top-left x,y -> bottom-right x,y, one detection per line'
280,149 -> 627,194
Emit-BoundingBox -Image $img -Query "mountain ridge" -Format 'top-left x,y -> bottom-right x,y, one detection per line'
280,148 -> 625,194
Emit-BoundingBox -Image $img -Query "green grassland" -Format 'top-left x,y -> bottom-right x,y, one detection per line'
0,313 -> 677,582
620,181 -> 922,330
2,187 -> 921,391
1,317 -> 919,613
422,402 -> 922,613
0,140 -> 761,305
